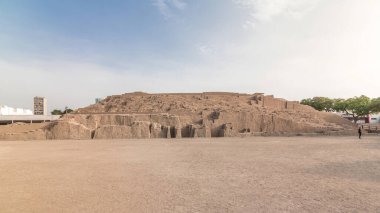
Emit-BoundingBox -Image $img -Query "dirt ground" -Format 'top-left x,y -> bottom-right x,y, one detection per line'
0,123 -> 48,134
1,136 -> 380,213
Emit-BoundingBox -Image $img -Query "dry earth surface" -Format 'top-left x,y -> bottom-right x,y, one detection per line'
1,136 -> 380,212
0,123 -> 48,134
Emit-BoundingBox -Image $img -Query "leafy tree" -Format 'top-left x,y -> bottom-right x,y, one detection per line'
300,97 -> 334,112
343,96 -> 371,123
51,109 -> 63,115
331,98 -> 347,112
63,107 -> 73,114
319,97 -> 334,112
369,97 -> 380,113
300,98 -> 313,108
51,107 -> 73,116
302,95 -> 380,123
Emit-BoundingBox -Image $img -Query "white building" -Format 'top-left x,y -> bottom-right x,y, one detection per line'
0,105 -> 33,115
34,97 -> 47,115
369,114 -> 380,124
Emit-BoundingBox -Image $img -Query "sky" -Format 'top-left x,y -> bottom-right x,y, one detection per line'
0,0 -> 379,112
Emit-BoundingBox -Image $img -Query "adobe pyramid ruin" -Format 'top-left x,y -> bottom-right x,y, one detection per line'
34,92 -> 356,140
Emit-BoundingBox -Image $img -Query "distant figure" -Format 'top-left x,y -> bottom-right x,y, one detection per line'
358,127 -> 362,139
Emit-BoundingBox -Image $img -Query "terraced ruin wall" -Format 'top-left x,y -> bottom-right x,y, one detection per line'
0,93 -> 356,140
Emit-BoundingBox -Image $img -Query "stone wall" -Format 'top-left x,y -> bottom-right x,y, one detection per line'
251,94 -> 313,111
43,114 -> 184,140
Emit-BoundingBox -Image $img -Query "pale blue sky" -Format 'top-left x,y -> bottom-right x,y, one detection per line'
1,0 -> 379,111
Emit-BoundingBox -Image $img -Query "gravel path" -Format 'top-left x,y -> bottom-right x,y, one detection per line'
1,136 -> 380,212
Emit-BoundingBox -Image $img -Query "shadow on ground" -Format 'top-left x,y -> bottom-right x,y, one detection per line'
307,160 -> 380,183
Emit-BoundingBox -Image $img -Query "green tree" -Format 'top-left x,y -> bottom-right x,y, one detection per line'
343,96 -> 371,123
369,97 -> 380,113
51,107 -> 74,116
51,109 -> 63,115
63,106 -> 73,114
302,95 -> 380,123
300,98 -> 313,108
301,97 -> 334,112
331,98 -> 347,112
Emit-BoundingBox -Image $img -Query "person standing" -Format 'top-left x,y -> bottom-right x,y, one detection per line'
358,126 -> 362,139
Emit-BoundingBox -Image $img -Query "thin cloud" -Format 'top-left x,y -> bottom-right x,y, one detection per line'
1,1 -> 380,110
152,0 -> 187,19
171,0 -> 187,10
234,0 -> 320,22
198,44 -> 214,55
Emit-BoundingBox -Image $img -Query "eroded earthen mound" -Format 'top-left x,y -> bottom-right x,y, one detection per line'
0,92 -> 356,140
44,92 -> 355,140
